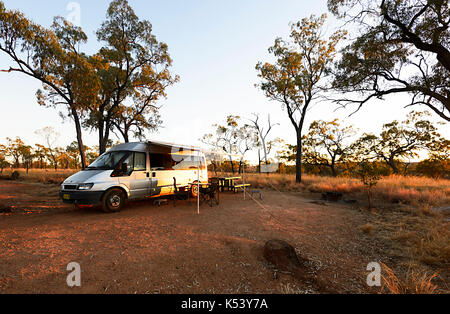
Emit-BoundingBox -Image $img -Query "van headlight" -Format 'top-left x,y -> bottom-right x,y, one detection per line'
78,183 -> 94,191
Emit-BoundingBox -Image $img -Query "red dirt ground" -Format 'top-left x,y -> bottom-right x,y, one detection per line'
0,181 -> 392,294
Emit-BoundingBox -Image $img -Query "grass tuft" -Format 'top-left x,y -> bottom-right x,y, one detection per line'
381,263 -> 439,294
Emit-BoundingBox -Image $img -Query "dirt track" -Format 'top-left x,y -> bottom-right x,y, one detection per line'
0,181 -> 388,294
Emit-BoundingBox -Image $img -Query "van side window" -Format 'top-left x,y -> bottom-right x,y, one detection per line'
150,153 -> 173,171
134,152 -> 147,171
172,155 -> 205,170
122,153 -> 134,173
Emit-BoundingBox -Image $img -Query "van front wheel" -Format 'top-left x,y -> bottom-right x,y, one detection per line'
102,189 -> 125,213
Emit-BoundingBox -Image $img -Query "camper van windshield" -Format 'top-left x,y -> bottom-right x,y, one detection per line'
87,151 -> 130,170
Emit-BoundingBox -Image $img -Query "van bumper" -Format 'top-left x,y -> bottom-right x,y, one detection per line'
59,190 -> 103,205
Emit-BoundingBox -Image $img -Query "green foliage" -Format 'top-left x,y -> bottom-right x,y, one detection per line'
416,138 -> 450,178
302,119 -> 356,176
352,111 -> 444,174
277,144 -> 297,164
0,0 -> 177,162
0,2 -> 97,168
329,0 -> 450,121
201,115 -> 258,174
88,0 -> 178,150
0,144 -> 9,172
357,162 -> 381,187
256,14 -> 346,182
357,162 -> 382,209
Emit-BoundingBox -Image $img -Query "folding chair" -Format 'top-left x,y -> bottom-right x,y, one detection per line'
199,178 -> 220,207
173,177 -> 190,207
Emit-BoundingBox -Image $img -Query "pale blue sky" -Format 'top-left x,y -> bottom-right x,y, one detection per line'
0,0 -> 447,161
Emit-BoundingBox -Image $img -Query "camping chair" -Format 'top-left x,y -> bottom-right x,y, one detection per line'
173,177 -> 190,206
199,177 -> 220,207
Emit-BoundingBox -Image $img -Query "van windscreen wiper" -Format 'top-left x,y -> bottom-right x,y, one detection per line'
86,166 -> 111,170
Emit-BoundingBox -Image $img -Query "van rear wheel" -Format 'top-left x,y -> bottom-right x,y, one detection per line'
102,189 -> 125,213
191,181 -> 199,198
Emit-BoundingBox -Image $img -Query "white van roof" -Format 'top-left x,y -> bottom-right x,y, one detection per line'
108,141 -> 203,154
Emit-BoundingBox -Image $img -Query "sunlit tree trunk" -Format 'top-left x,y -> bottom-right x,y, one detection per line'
296,131 -> 302,183
72,108 -> 87,170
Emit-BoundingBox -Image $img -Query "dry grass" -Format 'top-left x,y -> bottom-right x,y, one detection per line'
5,170 -> 449,208
278,283 -> 314,294
242,173 -> 450,207
381,263 -> 439,294
411,220 -> 450,266
382,215 -> 450,267
365,208 -> 449,293
241,172 -> 449,289
360,223 -> 375,234
1,168 -> 77,185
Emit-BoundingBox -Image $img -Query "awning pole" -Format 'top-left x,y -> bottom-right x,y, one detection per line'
243,160 -> 246,201
197,151 -> 200,215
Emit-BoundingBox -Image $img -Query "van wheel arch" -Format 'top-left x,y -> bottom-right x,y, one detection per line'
101,187 -> 128,213
102,187 -> 129,199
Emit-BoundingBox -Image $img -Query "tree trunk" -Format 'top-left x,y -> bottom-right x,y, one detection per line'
331,160 -> 337,177
388,156 -> 399,174
295,131 -> 302,183
258,150 -> 261,174
99,122 -> 105,155
123,124 -> 130,143
367,188 -> 372,210
262,138 -> 268,164
229,157 -> 235,174
238,159 -> 243,174
99,121 -> 111,155
71,108 -> 87,170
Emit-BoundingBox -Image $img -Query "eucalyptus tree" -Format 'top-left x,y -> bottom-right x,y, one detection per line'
249,114 -> 279,167
302,119 -> 356,177
256,14 -> 346,182
353,111 -> 442,174
5,137 -> 24,168
329,0 -> 450,121
88,0 -> 178,153
35,127 -> 61,171
0,3 -> 98,168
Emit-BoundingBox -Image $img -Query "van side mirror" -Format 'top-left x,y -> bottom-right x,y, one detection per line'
121,163 -> 128,173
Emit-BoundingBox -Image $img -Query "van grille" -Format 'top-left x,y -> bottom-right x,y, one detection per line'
64,185 -> 78,190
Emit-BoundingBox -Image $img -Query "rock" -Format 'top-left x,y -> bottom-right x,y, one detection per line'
431,206 -> 450,213
263,240 -> 306,275
322,192 -> 343,202
310,201 -> 327,206
0,204 -> 13,213
263,240 -> 336,293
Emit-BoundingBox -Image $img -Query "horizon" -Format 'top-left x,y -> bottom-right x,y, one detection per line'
0,0 -> 448,164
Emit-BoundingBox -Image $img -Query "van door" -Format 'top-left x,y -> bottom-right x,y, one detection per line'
149,151 -> 175,196
121,152 -> 152,199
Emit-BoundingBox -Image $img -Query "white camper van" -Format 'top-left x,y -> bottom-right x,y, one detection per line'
59,141 -> 208,212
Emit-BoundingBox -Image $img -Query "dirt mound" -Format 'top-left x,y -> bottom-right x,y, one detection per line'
0,203 -> 13,213
0,171 -> 20,181
263,239 -> 308,276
